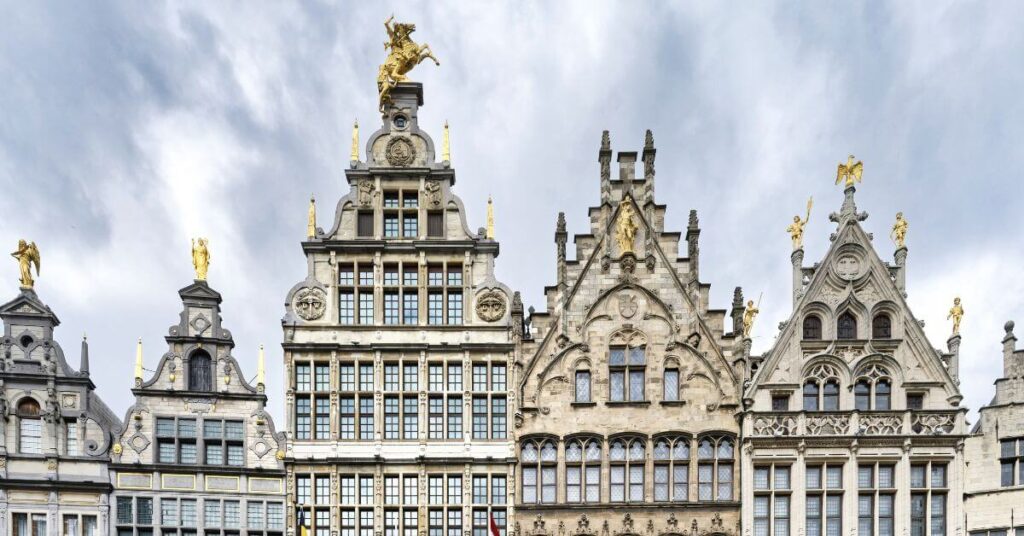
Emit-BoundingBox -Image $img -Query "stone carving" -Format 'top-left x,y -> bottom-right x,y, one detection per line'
834,254 -> 862,280
618,293 -> 638,319
806,413 -> 850,435
752,414 -> 797,436
806,363 -> 841,383
476,291 -> 507,322
357,180 -> 376,206
294,288 -> 327,321
60,393 -> 77,409
424,180 -> 443,207
858,413 -> 903,435
912,412 -> 955,435
620,253 -> 636,274
385,136 -> 416,167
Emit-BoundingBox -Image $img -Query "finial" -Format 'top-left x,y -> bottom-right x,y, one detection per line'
644,129 -> 654,150
80,333 -> 90,375
350,119 -> 360,161
486,195 -> 495,240
134,338 -> 144,384
556,212 -> 567,234
256,344 -> 266,388
688,209 -> 699,229
191,238 -> 210,281
442,120 -> 451,162
12,239 -> 40,289
307,195 -> 317,239
835,155 -> 863,189
601,130 -> 610,151
1005,320 -> 1015,335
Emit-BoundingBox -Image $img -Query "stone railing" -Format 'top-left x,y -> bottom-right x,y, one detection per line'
749,410 -> 964,437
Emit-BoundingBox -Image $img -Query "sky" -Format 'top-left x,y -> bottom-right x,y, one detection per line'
1,1 -> 1022,426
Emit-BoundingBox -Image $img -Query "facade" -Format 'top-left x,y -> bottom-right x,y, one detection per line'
964,321 -> 1024,535
0,287 -> 121,536
741,186 -> 968,536
515,131 -> 746,536
281,82 -> 518,536
109,280 -> 286,536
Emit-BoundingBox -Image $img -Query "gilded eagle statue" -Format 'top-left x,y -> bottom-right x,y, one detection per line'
835,155 -> 863,188
377,15 -> 440,111
11,239 -> 40,289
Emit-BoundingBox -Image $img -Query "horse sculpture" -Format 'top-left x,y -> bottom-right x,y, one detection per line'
377,15 -> 440,111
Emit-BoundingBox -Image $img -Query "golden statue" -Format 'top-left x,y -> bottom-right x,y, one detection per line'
377,15 -> 439,111
350,120 -> 360,161
742,299 -> 759,338
786,197 -> 813,250
307,196 -> 317,239
890,212 -> 908,248
11,239 -> 40,289
615,200 -> 638,254
835,155 -> 863,188
191,238 -> 210,281
947,297 -> 964,335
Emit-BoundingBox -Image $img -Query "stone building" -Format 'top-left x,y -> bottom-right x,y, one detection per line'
109,279 -> 286,536
964,321 -> 1024,535
0,286 -> 121,536
741,184 -> 968,536
281,82 -> 518,536
514,131 -> 745,536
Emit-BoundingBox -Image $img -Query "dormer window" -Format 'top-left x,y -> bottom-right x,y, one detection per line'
802,315 -> 822,340
189,350 -> 213,392
837,313 -> 857,340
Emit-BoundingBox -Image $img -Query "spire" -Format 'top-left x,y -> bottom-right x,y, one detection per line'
350,119 -> 360,162
642,129 -> 656,198
486,196 -> 495,239
80,333 -> 90,376
555,212 -> 567,289
442,120 -> 451,163
599,130 -> 611,204
256,344 -> 266,393
307,195 -> 317,239
134,338 -> 144,387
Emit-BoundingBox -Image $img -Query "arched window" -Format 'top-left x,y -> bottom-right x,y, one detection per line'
609,345 -> 646,402
17,399 -> 42,454
837,313 -> 857,340
803,315 -> 822,340
654,436 -> 690,502
574,369 -> 591,403
823,381 -> 840,411
803,363 -> 842,412
875,379 -> 891,410
565,438 -> 601,503
854,364 -> 894,411
855,380 -> 871,411
189,350 -> 213,391
697,436 -> 734,501
521,439 -> 557,504
610,437 -> 645,503
872,314 -> 892,339
803,382 -> 820,411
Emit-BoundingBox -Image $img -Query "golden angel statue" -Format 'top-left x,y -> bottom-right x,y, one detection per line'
615,200 -> 638,254
835,155 -> 863,188
947,297 -> 964,335
786,197 -> 813,250
11,239 -> 40,289
742,299 -> 760,338
890,212 -> 908,248
191,238 -> 210,281
377,15 -> 440,111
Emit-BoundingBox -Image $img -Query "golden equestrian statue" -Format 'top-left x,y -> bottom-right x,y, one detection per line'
615,200 -> 638,255
947,297 -> 964,335
890,212 -> 908,248
835,155 -> 863,188
377,15 -> 440,111
786,196 -> 813,250
191,238 -> 210,281
11,239 -> 40,289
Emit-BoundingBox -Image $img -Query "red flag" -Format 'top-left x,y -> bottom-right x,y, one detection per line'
490,512 -> 501,536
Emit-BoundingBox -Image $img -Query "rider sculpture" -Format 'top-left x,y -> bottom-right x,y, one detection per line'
377,15 -> 440,111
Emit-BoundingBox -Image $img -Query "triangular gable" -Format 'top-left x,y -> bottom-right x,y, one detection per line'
178,281 -> 223,302
0,290 -> 59,324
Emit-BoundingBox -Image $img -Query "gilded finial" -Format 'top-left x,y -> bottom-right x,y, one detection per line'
350,120 -> 359,162
835,155 -> 863,188
256,344 -> 266,388
890,212 -> 908,248
377,15 -> 440,111
11,239 -> 40,289
486,195 -> 495,239
134,338 -> 144,384
191,238 -> 210,281
307,196 -> 317,239
948,296 -> 964,335
442,120 -> 451,162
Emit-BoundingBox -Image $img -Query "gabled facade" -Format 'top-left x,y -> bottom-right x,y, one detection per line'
0,287 -> 120,536
515,131 -> 745,536
741,185 -> 967,536
110,280 -> 286,536
964,321 -> 1024,534
282,82 -> 518,536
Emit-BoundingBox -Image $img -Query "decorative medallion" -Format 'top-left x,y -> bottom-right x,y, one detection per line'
476,291 -> 507,322
189,314 -> 211,335
250,438 -> 271,459
834,254 -> 862,280
385,136 -> 416,167
618,293 -> 638,319
294,287 -> 327,321
128,432 -> 151,454
60,393 -> 78,409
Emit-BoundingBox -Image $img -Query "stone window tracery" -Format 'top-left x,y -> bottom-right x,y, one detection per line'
610,437 -> 645,502
565,438 -> 602,503
803,363 -> 842,412
654,436 -> 690,502
854,364 -> 893,411
696,435 -> 735,501
609,345 -> 646,402
521,439 -> 557,504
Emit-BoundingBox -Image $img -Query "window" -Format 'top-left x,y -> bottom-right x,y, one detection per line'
911,462 -> 947,536
425,263 -> 463,325
806,464 -> 843,536
609,437 -> 645,502
156,417 -> 197,464
697,436 -> 734,501
188,350 -> 213,391
203,419 -> 245,466
339,474 -> 375,536
65,420 -> 79,456
12,513 -> 47,536
872,314 -> 892,338
338,262 -> 375,325
803,363 -> 841,412
609,345 -> 646,401
521,440 -> 557,504
17,398 -> 42,454
772,395 -> 790,411
854,365 -> 893,411
803,315 -> 822,340
427,211 -> 444,238
382,190 -> 419,239
338,359 -> 375,441
1000,438 -> 1024,487
294,361 -> 331,441
664,368 -> 680,401
357,211 -> 374,237
837,312 -> 857,340
566,438 -> 602,503
245,501 -> 283,534
62,514 -> 97,536
803,383 -> 820,412
114,496 -> 153,533
296,474 -> 332,536
754,464 -> 791,536
907,393 -> 924,410
653,436 -> 689,502
574,370 -> 591,403
859,463 -> 896,536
